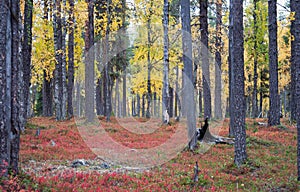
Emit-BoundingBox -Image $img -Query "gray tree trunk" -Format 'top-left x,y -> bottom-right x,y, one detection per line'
214,0 -> 222,119
53,0 -> 64,120
67,0 -> 75,118
85,0 -> 95,122
200,0 -> 211,119
252,0 -> 258,118
22,0 -> 33,121
162,0 -> 170,123
290,0 -> 300,181
230,0 -> 247,166
181,0 -> 197,150
268,0 -> 280,126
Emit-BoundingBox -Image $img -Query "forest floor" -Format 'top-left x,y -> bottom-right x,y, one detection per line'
1,117 -> 299,191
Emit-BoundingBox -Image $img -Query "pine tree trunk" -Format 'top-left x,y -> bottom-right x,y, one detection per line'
268,0 -> 280,126
252,0 -> 258,118
61,0 -> 67,119
122,0 -> 127,118
162,0 -> 170,122
67,0 -> 75,118
290,0 -> 300,181
228,1 -> 234,137
169,87 -> 174,118
230,0 -> 247,166
85,0 -> 95,122
137,94 -> 140,117
146,15 -> 152,119
53,0 -> 64,121
200,0 -> 211,119
22,0 -> 33,121
181,0 -> 197,150
42,71 -> 53,116
214,0 -> 222,119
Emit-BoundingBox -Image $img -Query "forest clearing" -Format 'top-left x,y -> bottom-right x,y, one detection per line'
1,117 -> 298,191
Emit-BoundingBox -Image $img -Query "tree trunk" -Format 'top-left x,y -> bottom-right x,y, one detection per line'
53,0 -> 64,121
290,0 -> 300,181
67,0 -> 75,118
137,94 -> 140,117
42,71 -> 53,116
122,0 -> 127,118
22,0 -> 33,121
142,94 -> 145,117
200,0 -> 211,119
268,0 -> 280,126
105,0 -> 112,122
230,0 -> 247,166
85,0 -> 95,122
169,87 -> 174,118
252,0 -> 258,118
162,0 -> 170,122
214,0 -> 222,119
0,0 -> 23,175
61,0 -> 67,120
181,0 -> 197,150
146,15 -> 152,119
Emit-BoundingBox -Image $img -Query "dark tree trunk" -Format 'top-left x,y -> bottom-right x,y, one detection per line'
268,0 -> 280,126
230,0 -> 247,166
105,0 -> 112,122
200,0 -> 211,119
252,0 -> 258,118
181,0 -> 197,150
122,0 -> 127,118
67,0 -> 75,118
199,89 -> 203,117
228,2 -> 234,137
22,0 -> 33,120
85,0 -> 95,122
175,66 -> 180,118
162,0 -> 170,122
42,1 -> 53,117
53,0 -> 64,121
169,87 -> 174,118
142,94 -> 145,117
0,0 -> 23,175
96,78 -> 103,115
146,18 -> 152,119
137,94 -> 140,117
153,92 -> 157,117
290,0 -> 300,181
214,0 -> 222,119
42,71 -> 53,116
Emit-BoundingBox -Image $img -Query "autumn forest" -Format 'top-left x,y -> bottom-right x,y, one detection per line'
1,0 -> 300,191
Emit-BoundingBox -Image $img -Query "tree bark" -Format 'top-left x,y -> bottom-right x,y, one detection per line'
268,0 -> 280,126
53,0 -> 64,120
181,0 -> 197,150
162,0 -> 170,123
200,0 -> 211,119
22,0 -> 33,120
85,0 -> 95,122
290,0 -> 300,181
231,0 -> 247,166
252,0 -> 258,118
67,0 -> 75,118
214,0 -> 222,119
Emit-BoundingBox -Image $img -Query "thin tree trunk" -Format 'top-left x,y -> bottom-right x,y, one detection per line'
42,71 -> 53,116
53,0 -> 64,121
67,0 -> 75,118
85,0 -> 95,122
252,0 -> 258,118
200,0 -> 211,118
214,0 -> 222,119
162,0 -> 170,122
22,0 -> 33,121
137,94 -> 140,117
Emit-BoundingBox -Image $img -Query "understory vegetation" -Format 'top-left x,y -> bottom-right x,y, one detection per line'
0,117 -> 298,191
